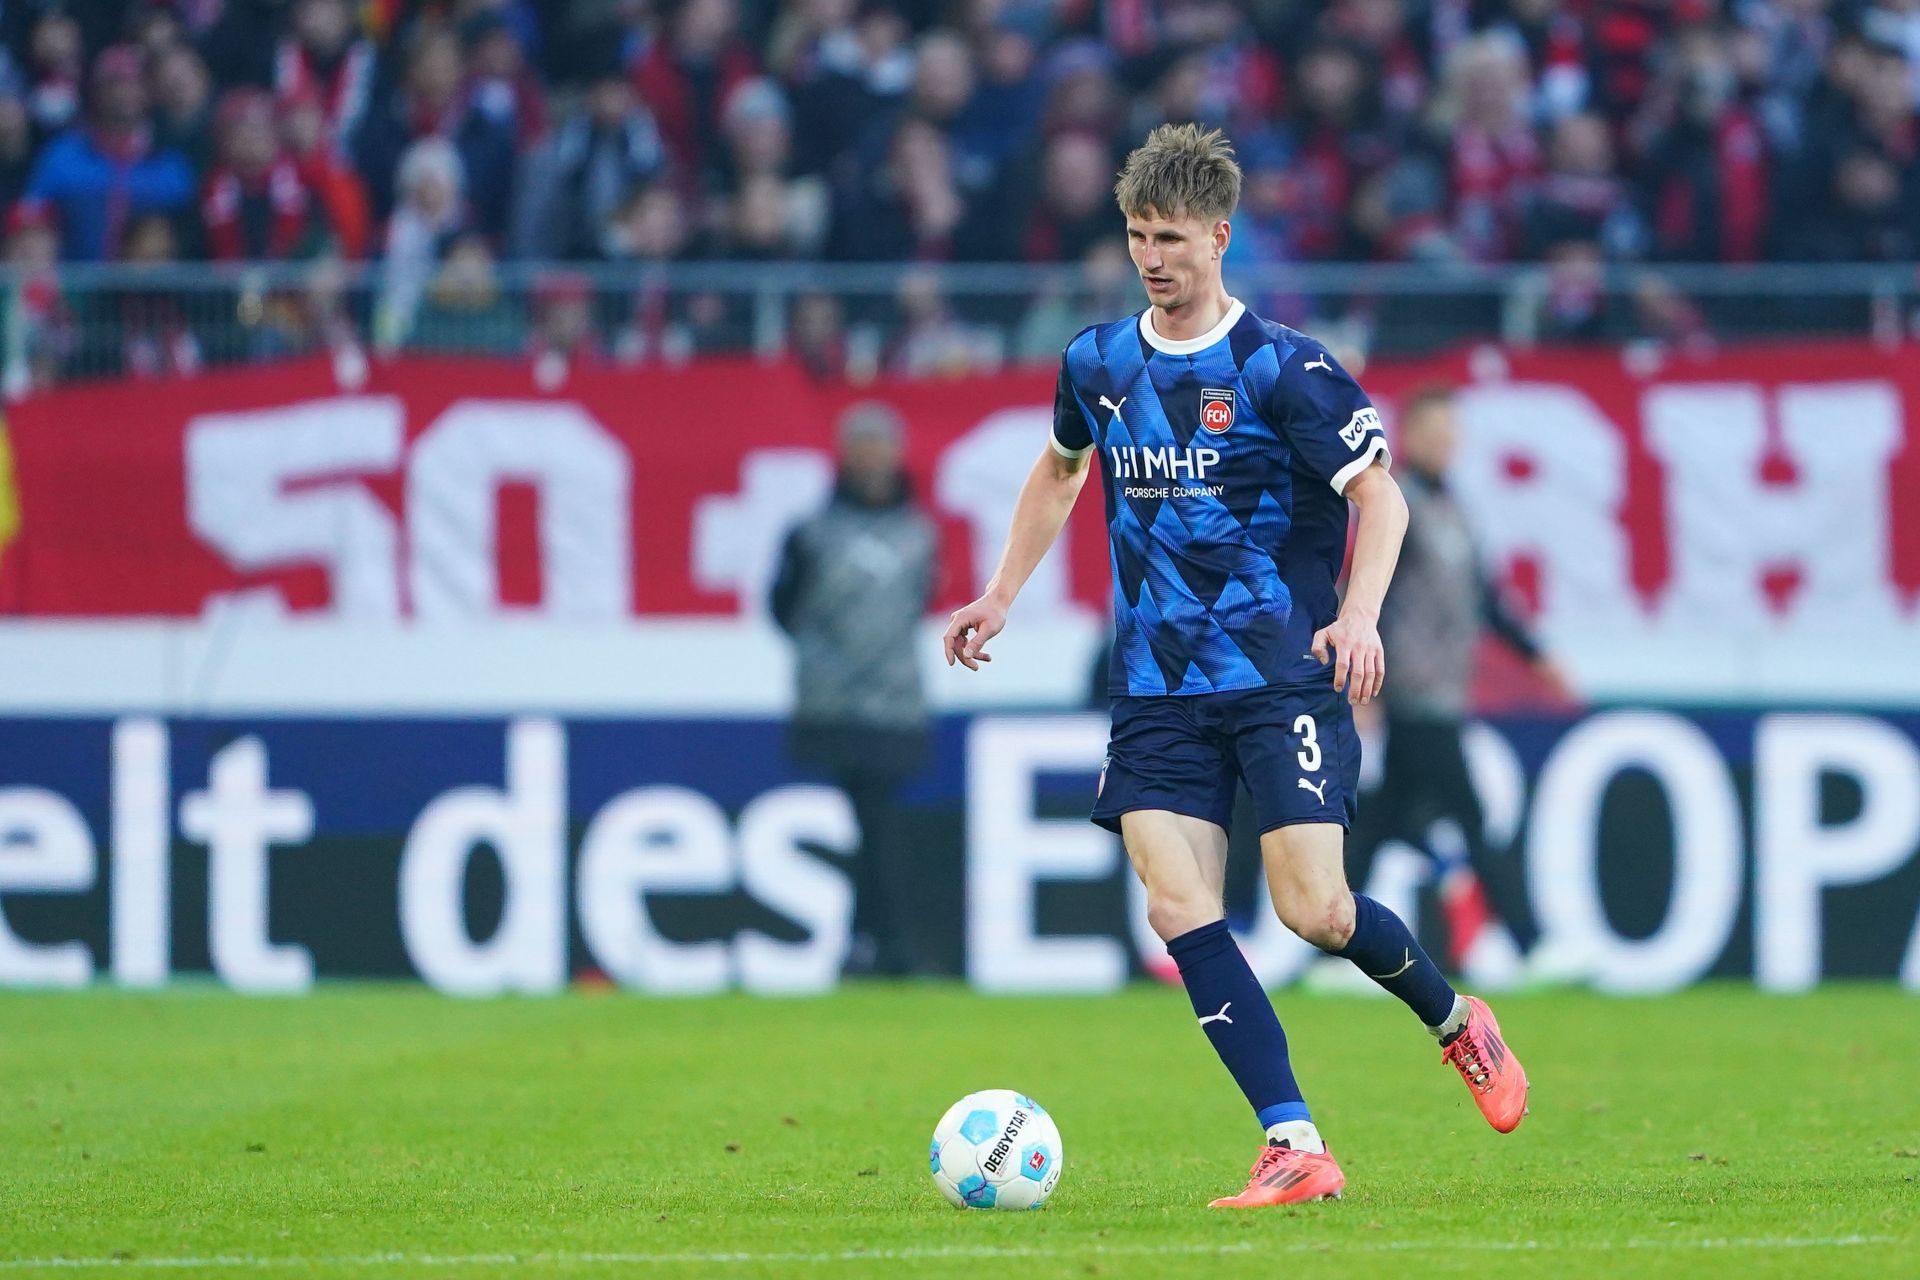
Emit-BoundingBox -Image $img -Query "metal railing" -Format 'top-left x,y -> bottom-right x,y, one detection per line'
3,259 -> 1916,394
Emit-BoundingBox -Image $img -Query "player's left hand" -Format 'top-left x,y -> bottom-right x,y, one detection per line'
942,595 -> 1007,671
1311,609 -> 1384,705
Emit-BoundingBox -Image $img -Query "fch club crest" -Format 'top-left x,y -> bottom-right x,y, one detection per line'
1200,388 -> 1235,434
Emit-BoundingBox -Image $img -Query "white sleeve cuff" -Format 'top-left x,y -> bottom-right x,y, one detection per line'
1330,437 -> 1392,495
1049,432 -> 1096,459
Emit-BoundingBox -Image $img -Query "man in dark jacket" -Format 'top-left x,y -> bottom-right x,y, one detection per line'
1357,384 -> 1585,985
770,402 -> 938,977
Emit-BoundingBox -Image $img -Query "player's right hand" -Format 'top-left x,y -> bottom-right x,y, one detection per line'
943,596 -> 1007,671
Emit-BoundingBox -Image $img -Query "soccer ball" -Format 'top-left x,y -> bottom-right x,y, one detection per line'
928,1089 -> 1063,1210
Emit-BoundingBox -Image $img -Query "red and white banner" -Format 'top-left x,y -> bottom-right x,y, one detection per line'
1,343 -> 1916,699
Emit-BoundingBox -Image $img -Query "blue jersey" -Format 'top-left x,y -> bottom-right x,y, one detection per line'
1051,299 -> 1391,698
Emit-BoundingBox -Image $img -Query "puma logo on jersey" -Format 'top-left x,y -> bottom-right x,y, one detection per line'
1303,355 -> 1332,373
1098,395 -> 1127,416
1297,777 -> 1327,803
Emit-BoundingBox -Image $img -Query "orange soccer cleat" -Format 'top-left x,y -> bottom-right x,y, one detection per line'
1443,996 -> 1529,1132
1207,1142 -> 1346,1208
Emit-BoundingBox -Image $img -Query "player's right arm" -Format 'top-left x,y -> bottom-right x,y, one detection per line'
943,359 -> 1095,671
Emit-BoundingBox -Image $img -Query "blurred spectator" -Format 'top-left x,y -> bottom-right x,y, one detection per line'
830,116 -> 967,260
1039,43 -> 1124,140
1020,131 -> 1116,262
513,56 -> 665,260
25,45 -> 194,261
273,0 -> 376,151
1637,22 -> 1770,263
721,75 -> 790,183
1806,147 -> 1917,259
885,268 -> 997,376
601,180 -> 690,261
790,289 -> 849,381
1586,0 -> 1671,121
1738,0 -> 1832,154
528,270 -> 603,380
1879,0 -> 1920,103
202,0 -> 287,90
722,171 -> 806,258
1523,111 -> 1644,259
1130,50 -> 1212,141
373,137 -> 468,349
463,10 -> 547,148
770,401 -> 938,978
1325,0 -> 1430,125
1236,38 -> 1393,263
245,256 -> 363,362
355,26 -> 516,236
1012,238 -> 1133,361
951,19 -> 1043,174
723,75 -> 831,253
151,43 -> 215,175
831,28 -> 991,241
25,11 -> 85,140
127,4 -> 189,63
1800,19 -> 1920,259
630,0 -> 760,190
602,180 -> 700,366
115,212 -> 201,379
1489,0 -> 1592,122
412,232 -> 523,354
1432,32 -> 1541,263
283,88 -> 372,258
776,0 -> 912,177
1358,383 -> 1580,982
2,201 -> 74,397
1514,238 -> 1612,343
1350,147 -> 1455,261
0,94 -> 33,214
203,89 -> 320,260
896,29 -> 989,190
1129,27 -> 1279,138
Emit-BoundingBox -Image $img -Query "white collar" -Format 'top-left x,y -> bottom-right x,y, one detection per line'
1138,297 -> 1245,355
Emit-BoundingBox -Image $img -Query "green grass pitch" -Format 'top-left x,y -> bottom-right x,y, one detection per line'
2,984 -> 1916,1279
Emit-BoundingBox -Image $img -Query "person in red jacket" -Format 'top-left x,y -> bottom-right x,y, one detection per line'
273,0 -> 378,153
203,89 -> 320,261
630,0 -> 760,190
282,88 -> 372,259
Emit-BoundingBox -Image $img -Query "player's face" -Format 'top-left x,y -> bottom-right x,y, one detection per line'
1125,209 -> 1228,315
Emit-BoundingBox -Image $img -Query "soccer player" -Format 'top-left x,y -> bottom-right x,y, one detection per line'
941,124 -> 1529,1208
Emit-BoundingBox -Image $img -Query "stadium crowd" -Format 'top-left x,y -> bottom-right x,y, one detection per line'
0,0 -> 1917,385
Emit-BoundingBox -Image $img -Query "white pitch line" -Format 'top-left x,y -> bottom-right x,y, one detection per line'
0,1236 -> 1902,1270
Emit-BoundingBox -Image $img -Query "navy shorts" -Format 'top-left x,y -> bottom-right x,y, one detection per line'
1091,683 -> 1362,835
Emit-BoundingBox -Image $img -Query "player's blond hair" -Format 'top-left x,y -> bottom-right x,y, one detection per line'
1113,124 -> 1242,224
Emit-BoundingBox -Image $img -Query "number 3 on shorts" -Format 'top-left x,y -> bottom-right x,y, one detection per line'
1294,713 -> 1321,772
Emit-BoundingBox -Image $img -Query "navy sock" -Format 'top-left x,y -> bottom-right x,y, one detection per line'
1334,894 -> 1458,1028
1166,920 -> 1309,1129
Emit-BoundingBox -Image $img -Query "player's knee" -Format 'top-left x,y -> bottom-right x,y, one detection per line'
1145,892 -> 1220,943
1277,887 -> 1355,951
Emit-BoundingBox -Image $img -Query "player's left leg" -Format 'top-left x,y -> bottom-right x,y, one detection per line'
1261,822 -> 1530,1132
1233,686 -> 1529,1132
1260,822 -> 1456,1026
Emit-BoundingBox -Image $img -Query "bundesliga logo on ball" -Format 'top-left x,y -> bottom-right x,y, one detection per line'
929,1090 -> 1064,1210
